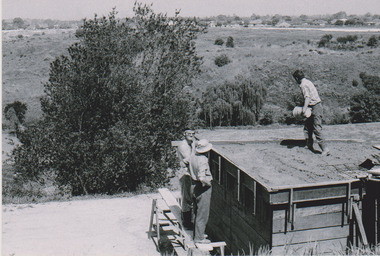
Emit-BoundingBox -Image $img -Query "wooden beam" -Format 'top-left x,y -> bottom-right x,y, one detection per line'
171,140 -> 182,147
352,202 -> 369,247
158,188 -> 195,250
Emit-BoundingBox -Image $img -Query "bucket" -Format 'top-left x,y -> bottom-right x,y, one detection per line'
292,106 -> 312,118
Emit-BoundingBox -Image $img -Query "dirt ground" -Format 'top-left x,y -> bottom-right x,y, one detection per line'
2,194 -> 163,256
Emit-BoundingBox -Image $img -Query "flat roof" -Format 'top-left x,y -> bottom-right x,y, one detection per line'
196,123 -> 380,189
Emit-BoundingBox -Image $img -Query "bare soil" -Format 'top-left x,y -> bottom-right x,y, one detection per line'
2,194 -> 161,256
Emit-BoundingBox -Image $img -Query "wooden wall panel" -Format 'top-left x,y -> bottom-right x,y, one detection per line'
270,185 -> 361,205
272,204 -> 346,232
272,225 -> 349,246
271,237 -> 348,255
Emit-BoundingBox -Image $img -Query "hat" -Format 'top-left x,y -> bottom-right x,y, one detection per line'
195,139 -> 213,153
292,106 -> 311,118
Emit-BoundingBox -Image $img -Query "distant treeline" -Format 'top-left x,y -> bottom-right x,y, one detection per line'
3,11 -> 380,30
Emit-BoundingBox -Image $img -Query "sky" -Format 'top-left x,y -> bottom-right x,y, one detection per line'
2,0 -> 380,20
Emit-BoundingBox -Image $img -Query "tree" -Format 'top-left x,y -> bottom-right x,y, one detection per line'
332,11 -> 347,19
13,4 -> 206,195
13,17 -> 25,29
198,75 -> 266,127
349,73 -> 380,123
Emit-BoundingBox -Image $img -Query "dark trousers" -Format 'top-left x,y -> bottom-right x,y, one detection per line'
180,175 -> 193,212
192,181 -> 212,241
304,103 -> 326,150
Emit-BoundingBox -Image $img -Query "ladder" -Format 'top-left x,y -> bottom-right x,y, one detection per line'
148,188 -> 226,256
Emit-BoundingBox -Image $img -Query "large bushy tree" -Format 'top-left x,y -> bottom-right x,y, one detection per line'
13,4 -> 206,195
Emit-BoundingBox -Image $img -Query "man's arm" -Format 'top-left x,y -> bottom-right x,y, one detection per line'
198,157 -> 212,187
177,143 -> 190,166
303,97 -> 311,114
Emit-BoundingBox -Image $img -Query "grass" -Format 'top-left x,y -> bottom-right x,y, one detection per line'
250,242 -> 380,256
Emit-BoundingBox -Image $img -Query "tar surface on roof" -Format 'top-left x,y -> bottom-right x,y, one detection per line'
196,123 -> 380,189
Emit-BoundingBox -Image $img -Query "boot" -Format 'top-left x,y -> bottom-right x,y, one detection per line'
305,139 -> 314,151
182,211 -> 193,230
319,143 -> 330,156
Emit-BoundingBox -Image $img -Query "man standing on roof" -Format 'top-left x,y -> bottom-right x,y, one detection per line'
189,139 -> 213,244
177,129 -> 196,229
292,70 -> 330,156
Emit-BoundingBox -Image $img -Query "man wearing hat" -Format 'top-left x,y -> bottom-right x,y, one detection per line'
189,139 -> 213,243
292,70 -> 330,156
177,129 -> 196,229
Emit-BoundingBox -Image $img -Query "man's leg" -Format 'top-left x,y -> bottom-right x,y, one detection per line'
180,175 -> 193,228
312,104 -> 329,155
193,184 -> 212,243
304,117 -> 314,150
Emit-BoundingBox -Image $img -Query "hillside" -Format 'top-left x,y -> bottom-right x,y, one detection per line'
192,27 -> 380,123
2,27 -> 380,125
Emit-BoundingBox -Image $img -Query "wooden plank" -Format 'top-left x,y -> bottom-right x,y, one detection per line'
273,204 -> 345,232
158,188 -> 196,250
171,141 -> 181,147
230,210 -> 270,248
271,237 -> 348,255
352,203 -> 369,246
270,185 -> 361,205
272,179 -> 362,192
272,225 -> 349,246
231,203 -> 271,242
373,145 -> 380,150
273,211 -> 344,233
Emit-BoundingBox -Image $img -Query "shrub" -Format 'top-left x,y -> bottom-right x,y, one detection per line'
226,36 -> 234,48
214,38 -> 224,46
12,4 -> 206,195
214,54 -> 232,67
337,35 -> 358,44
352,79 -> 359,87
349,92 -> 380,123
4,101 -> 28,124
349,73 -> 380,123
259,111 -> 273,125
360,72 -> 380,94
317,34 -> 333,47
367,35 -> 378,47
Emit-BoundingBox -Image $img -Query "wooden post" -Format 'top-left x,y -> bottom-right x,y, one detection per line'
352,202 -> 369,247
218,156 -> 222,184
156,203 -> 161,241
148,199 -> 157,239
253,181 -> 257,216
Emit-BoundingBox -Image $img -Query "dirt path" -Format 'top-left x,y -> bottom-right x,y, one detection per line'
2,194 -> 161,256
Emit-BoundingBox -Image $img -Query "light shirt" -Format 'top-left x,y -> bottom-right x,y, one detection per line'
177,139 -> 194,176
189,154 -> 213,182
300,78 -> 321,106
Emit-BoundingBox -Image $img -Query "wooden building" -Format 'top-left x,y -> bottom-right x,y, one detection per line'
195,127 -> 380,255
